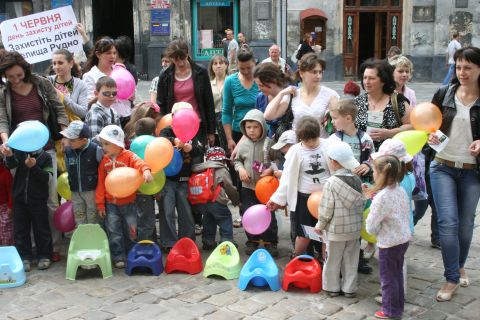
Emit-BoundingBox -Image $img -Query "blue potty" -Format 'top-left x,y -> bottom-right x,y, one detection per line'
238,248 -> 281,291
0,246 -> 26,288
126,240 -> 163,276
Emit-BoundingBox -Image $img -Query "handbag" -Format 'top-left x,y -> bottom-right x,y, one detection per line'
274,94 -> 294,142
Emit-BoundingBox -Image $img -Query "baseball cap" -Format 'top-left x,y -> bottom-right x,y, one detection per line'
60,121 -> 91,139
98,125 -> 125,148
371,139 -> 412,163
271,130 -> 297,150
327,141 -> 360,170
206,146 -> 227,161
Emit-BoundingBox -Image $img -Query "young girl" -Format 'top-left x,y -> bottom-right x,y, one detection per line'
0,156 -> 13,246
366,155 -> 411,320
267,116 -> 331,258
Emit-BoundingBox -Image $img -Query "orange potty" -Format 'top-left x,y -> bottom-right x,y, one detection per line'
165,237 -> 203,274
282,255 -> 322,293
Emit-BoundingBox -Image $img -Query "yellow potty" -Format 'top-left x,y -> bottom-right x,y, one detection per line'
203,241 -> 241,280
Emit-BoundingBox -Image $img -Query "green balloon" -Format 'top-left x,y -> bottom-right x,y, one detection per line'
138,171 -> 166,195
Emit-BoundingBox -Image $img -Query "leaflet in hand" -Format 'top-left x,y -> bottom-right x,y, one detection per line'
428,130 -> 449,153
301,225 -> 326,242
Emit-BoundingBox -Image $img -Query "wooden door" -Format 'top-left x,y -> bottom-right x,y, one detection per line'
343,12 -> 359,78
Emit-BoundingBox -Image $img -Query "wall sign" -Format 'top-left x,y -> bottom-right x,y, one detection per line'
412,6 -> 435,22
200,1 -> 231,7
151,9 -> 170,36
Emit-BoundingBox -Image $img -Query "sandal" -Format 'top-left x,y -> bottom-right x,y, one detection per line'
233,217 -> 242,228
436,282 -> 459,302
459,268 -> 470,287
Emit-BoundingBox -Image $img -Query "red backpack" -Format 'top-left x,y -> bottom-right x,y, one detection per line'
187,168 -> 222,204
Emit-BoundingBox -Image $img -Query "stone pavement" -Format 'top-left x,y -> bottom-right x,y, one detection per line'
2,81 -> 480,320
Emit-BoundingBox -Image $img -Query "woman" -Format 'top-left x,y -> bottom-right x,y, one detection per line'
264,53 -> 339,138
157,39 -> 215,147
295,33 -> 315,62
0,50 -> 69,262
222,48 -> 259,153
389,55 -> 416,107
354,59 -> 412,151
429,47 -> 480,302
208,55 -> 228,150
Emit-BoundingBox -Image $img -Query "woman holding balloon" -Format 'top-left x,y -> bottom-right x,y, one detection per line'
428,47 -> 480,302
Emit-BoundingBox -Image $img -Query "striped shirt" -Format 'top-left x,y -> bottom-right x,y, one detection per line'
11,87 -> 44,129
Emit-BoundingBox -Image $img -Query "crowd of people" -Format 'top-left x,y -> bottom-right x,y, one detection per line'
0,26 -> 479,320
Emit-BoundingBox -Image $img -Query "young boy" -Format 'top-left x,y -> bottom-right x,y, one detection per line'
191,147 -> 240,250
96,125 -> 153,268
234,109 -> 278,256
0,145 -> 53,271
85,76 -> 121,139
315,141 -> 366,298
61,121 -> 103,225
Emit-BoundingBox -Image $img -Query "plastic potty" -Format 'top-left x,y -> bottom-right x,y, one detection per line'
126,240 -> 163,276
282,255 -> 322,293
203,241 -> 241,280
238,248 -> 281,291
0,246 -> 26,288
165,237 -> 202,274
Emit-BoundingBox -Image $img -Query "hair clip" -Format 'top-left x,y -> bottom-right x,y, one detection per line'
149,102 -> 160,113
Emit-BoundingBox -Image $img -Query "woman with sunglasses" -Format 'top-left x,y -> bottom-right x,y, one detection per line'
156,39 -> 215,147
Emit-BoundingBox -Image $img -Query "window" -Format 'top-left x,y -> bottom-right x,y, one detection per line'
0,1 -> 33,22
360,0 -> 388,6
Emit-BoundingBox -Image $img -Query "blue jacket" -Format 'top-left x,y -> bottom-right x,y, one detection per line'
64,140 -> 103,192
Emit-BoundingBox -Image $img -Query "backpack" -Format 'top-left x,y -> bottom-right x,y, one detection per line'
187,168 -> 222,204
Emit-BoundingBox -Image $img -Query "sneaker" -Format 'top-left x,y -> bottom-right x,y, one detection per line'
326,291 -> 340,297
344,292 -> 357,298
23,260 -> 31,272
233,217 -> 242,228
244,242 -> 259,255
51,251 -> 61,262
264,243 -> 279,258
114,261 -> 125,268
195,224 -> 203,235
374,311 -> 393,319
202,241 -> 217,250
375,295 -> 383,304
37,259 -> 51,270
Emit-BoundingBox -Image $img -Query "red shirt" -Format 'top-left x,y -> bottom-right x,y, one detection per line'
174,74 -> 200,117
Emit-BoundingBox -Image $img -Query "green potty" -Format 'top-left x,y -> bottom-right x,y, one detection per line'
203,241 -> 241,280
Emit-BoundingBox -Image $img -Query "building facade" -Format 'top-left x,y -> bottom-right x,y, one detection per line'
1,0 -> 479,81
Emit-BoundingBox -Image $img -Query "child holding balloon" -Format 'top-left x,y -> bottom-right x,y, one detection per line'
0,155 -> 13,246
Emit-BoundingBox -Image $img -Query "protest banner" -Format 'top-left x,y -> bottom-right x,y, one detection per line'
0,6 -> 83,64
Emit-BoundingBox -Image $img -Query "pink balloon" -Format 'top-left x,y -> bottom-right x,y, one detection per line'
53,201 -> 76,232
110,64 -> 135,99
172,108 -> 200,142
243,204 -> 272,235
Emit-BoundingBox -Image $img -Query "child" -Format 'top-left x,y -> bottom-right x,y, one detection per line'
315,142 -> 365,298
0,145 -> 53,271
96,125 -> 153,268
366,155 -> 411,320
234,109 -> 277,256
0,155 -> 13,246
343,80 -> 361,99
61,121 -> 103,225
191,147 -> 240,249
159,102 -> 204,252
85,76 -> 121,139
267,116 -> 329,258
133,117 -> 157,241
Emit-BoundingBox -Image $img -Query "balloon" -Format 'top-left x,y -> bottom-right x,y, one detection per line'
164,148 -> 183,176
138,171 -> 166,195
105,167 -> 143,198
410,102 -> 442,133
243,204 -> 272,235
110,64 -> 135,99
393,130 -> 428,156
361,207 -> 377,243
130,135 -> 156,159
172,108 -> 200,142
57,172 -> 72,200
7,120 -> 49,152
255,176 -> 280,204
144,137 -> 174,172
307,191 -> 323,218
155,113 -> 173,136
54,201 -> 76,232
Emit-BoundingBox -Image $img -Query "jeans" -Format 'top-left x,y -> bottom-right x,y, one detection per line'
430,160 -> 480,283
413,172 -> 439,244
197,202 -> 233,243
442,64 -> 456,85
159,180 -> 195,248
105,203 -> 138,262
136,194 -> 155,241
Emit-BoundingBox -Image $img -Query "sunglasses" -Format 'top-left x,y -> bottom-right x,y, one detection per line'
101,91 -> 117,97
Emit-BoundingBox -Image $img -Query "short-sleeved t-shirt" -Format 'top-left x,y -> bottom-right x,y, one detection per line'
298,141 -> 330,193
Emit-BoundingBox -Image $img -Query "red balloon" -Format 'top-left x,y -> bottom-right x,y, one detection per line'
255,176 -> 280,204
54,201 -> 76,232
172,108 -> 200,142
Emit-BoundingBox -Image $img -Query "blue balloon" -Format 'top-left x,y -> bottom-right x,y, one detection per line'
130,135 -> 155,159
164,148 -> 183,176
7,121 -> 49,152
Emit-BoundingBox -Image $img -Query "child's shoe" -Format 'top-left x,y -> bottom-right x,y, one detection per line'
233,217 -> 242,228
344,292 -> 357,298
374,311 -> 394,319
244,241 -> 259,255
23,260 -> 31,272
37,259 -> 51,270
326,291 -> 340,297
202,240 -> 217,250
51,251 -> 61,262
114,261 -> 125,269
264,243 -> 279,257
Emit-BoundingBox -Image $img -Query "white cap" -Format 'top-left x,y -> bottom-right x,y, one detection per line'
271,130 -> 297,150
371,139 -> 412,163
98,125 -> 125,148
327,141 -> 360,170
171,102 -> 193,114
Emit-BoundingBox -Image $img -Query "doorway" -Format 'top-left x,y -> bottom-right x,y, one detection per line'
358,12 -> 386,67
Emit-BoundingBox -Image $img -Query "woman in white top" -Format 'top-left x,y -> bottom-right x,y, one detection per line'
208,55 -> 228,150
389,55 -> 416,107
264,53 -> 339,138
428,46 -> 480,302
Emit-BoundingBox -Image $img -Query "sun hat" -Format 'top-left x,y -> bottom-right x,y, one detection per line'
371,139 -> 412,163
60,121 -> 91,139
98,125 -> 125,148
327,141 -> 360,170
271,130 -> 297,150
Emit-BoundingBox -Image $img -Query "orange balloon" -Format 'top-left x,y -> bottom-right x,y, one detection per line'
144,137 -> 174,173
105,167 -> 143,198
255,176 -> 280,204
155,113 -> 173,136
307,191 -> 323,218
410,102 -> 442,133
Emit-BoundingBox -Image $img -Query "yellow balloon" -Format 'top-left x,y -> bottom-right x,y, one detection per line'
57,172 -> 71,200
393,130 -> 428,156
361,207 -> 377,243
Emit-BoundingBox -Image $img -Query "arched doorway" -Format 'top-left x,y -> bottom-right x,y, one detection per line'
300,8 -> 328,51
